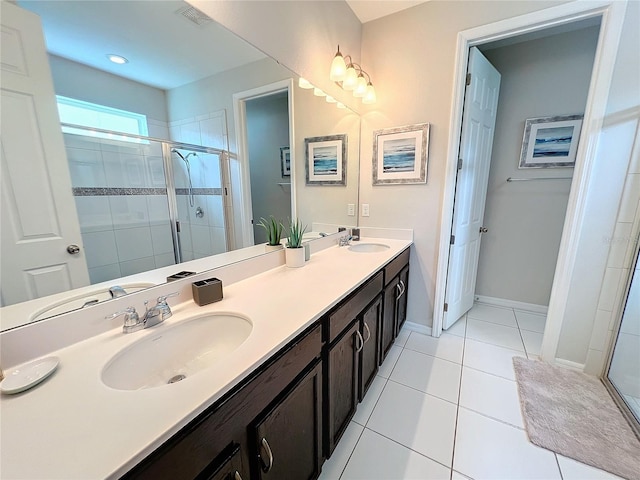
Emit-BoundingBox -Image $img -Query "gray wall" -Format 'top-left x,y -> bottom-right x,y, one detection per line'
49,55 -> 168,124
475,26 -> 600,306
246,94 -> 291,244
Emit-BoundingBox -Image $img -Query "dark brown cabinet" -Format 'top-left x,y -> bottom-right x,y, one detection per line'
125,247 -> 410,480
197,444 -> 246,480
380,249 -> 410,362
359,296 -> 382,400
251,360 -> 323,480
325,321 -> 360,456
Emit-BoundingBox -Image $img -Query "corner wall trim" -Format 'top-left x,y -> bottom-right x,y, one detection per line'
402,321 -> 432,336
474,295 -> 548,315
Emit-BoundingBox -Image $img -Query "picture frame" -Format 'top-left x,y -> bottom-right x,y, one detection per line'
305,134 -> 347,185
372,123 -> 429,185
280,146 -> 291,177
519,114 -> 583,168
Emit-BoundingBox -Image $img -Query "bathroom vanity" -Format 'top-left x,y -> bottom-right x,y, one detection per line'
0,235 -> 411,479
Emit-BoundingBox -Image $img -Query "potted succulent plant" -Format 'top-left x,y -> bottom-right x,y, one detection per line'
285,218 -> 307,268
258,216 -> 284,252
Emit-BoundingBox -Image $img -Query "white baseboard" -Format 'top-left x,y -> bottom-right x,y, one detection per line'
553,358 -> 585,371
474,295 -> 548,315
402,321 -> 432,336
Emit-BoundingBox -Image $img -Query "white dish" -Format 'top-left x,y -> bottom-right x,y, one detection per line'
0,356 -> 59,394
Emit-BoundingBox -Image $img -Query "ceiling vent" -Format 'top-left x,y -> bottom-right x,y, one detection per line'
175,5 -> 214,27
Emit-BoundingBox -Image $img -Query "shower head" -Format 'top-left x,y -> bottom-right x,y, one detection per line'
171,148 -> 186,162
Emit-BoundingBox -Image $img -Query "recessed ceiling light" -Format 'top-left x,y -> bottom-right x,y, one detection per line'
106,54 -> 128,65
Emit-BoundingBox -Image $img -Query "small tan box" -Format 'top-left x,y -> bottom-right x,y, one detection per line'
192,278 -> 223,306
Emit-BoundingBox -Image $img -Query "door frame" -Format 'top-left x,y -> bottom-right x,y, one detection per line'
233,79 -> 296,248
433,0 -> 627,364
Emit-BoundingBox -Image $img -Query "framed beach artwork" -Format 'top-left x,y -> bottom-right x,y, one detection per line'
280,146 -> 291,177
372,123 -> 429,185
519,114 -> 583,168
305,134 -> 347,185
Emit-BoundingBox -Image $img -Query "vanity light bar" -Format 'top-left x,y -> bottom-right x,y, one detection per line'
297,78 -> 348,110
329,45 -> 376,104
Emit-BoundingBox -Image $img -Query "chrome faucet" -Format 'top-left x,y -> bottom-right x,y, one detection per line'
338,234 -> 352,247
142,293 -> 179,328
109,285 -> 128,298
106,292 -> 179,333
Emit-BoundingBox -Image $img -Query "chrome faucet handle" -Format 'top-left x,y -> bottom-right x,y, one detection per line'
106,307 -> 143,334
339,235 -> 352,247
155,292 -> 179,321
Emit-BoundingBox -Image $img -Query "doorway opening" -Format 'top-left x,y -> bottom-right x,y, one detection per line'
442,19 -> 601,355
233,80 -> 296,248
433,0 -> 628,366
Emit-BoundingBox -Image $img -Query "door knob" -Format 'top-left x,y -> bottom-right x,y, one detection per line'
479,227 -> 488,234
67,244 -> 81,254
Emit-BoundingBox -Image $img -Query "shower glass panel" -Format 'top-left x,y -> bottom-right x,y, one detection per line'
606,240 -> 640,434
62,125 -> 229,284
171,148 -> 228,262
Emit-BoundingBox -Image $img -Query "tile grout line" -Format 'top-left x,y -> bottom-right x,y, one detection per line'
450,314 -> 468,480
335,422 -> 367,480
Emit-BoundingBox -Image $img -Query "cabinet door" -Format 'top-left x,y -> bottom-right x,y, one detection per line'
252,360 -> 322,480
326,321 -> 360,456
359,296 -> 382,401
396,266 -> 409,335
380,278 -> 399,362
198,443 -> 246,480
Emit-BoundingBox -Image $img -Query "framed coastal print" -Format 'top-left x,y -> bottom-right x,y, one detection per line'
280,146 -> 291,177
372,123 -> 429,185
305,134 -> 347,185
519,114 -> 583,168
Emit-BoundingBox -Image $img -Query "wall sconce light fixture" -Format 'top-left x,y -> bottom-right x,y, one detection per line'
330,46 -> 376,104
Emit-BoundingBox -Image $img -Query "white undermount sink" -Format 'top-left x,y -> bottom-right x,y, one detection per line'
101,313 -> 253,390
348,243 -> 390,253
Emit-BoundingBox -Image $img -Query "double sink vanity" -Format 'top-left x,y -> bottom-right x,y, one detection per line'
0,232 -> 411,479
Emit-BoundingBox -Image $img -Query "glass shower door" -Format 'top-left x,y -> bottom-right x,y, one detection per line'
170,146 -> 228,262
605,239 -> 640,436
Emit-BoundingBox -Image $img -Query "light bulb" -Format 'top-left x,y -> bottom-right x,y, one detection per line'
329,48 -> 347,82
353,75 -> 367,98
313,88 -> 326,97
337,102 -> 346,109
363,83 -> 377,104
326,96 -> 337,103
342,66 -> 358,91
298,77 -> 313,89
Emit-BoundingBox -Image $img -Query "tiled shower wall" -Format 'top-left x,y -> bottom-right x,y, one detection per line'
65,131 -> 176,284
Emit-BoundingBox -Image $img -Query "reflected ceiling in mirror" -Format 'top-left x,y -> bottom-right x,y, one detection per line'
1,0 -> 360,329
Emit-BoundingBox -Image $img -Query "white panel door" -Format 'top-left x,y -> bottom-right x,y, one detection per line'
443,47 -> 501,330
1,2 -> 89,306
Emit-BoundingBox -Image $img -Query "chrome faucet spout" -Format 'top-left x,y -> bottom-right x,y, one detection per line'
109,286 -> 127,298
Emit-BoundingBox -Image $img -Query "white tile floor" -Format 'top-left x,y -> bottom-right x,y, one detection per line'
318,302 -> 624,480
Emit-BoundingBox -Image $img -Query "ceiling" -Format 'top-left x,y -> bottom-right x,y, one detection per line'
345,0 -> 428,23
18,0 -> 266,90
19,0 -> 429,92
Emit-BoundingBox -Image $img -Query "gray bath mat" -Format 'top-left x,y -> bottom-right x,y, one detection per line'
513,357 -> 640,480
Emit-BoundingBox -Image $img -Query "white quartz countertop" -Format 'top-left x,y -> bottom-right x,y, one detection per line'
0,238 -> 411,479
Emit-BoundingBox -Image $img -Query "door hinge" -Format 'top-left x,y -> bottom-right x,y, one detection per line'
450,235 -> 455,245
444,302 -> 449,312
466,73 -> 472,86
457,158 -> 463,170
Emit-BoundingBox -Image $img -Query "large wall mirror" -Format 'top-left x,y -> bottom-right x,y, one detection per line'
0,0 -> 360,329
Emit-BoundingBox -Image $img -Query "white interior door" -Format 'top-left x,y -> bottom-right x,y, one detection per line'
1,2 -> 89,306
443,47 -> 501,329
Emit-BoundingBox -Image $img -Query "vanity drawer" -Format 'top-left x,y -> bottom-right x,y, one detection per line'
125,323 -> 322,480
384,248 -> 410,286
327,272 -> 383,344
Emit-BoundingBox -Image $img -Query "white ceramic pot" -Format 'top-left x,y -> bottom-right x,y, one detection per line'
265,243 -> 283,253
285,247 -> 305,268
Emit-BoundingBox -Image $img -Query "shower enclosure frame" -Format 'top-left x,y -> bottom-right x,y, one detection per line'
61,122 -> 232,267
601,232 -> 640,440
